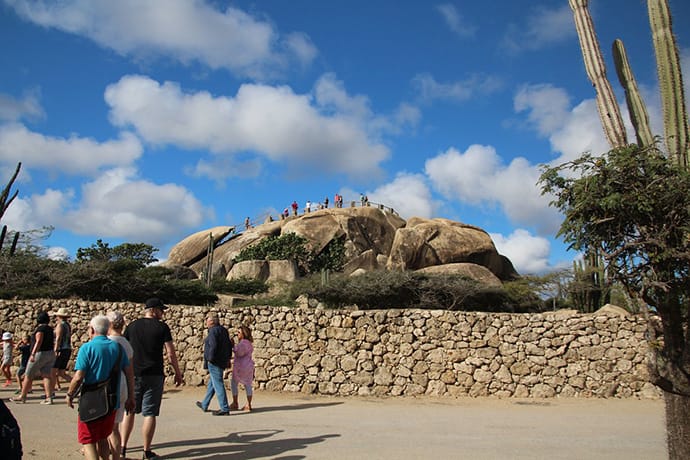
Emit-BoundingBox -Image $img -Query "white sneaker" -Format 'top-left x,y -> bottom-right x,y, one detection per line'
40,398 -> 53,405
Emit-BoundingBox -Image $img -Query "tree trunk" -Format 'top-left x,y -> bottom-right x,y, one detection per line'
664,391 -> 690,459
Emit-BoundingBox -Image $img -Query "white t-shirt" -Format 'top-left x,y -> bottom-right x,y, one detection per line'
108,335 -> 134,408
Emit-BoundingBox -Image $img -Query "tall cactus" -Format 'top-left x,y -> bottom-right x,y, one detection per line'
612,39 -> 654,147
648,0 -> 689,169
568,0 -> 628,149
0,162 -> 21,224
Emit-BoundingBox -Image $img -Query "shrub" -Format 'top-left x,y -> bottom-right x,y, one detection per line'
212,277 -> 268,296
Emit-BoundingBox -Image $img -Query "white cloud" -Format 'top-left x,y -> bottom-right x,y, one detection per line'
424,145 -> 562,234
412,73 -> 503,104
0,90 -> 44,122
514,84 -> 571,138
104,74 -> 391,179
490,229 -> 551,275
3,187 -> 74,234
513,84 -> 610,162
186,157 -> 262,185
3,167 -> 211,246
367,173 -> 437,219
65,168 -> 211,242
46,246 -> 69,261
5,0 -> 317,79
0,123 -> 143,176
435,4 -> 477,38
503,5 -> 574,54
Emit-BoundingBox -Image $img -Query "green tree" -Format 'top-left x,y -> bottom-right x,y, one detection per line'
540,144 -> 690,457
76,239 -> 158,267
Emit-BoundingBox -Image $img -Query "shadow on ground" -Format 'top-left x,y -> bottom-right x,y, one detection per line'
151,429 -> 340,459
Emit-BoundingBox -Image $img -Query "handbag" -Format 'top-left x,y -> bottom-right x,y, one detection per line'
78,347 -> 122,423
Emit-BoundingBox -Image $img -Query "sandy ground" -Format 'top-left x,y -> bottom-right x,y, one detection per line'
2,385 -> 666,460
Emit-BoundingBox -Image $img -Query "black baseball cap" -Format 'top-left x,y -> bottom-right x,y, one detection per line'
145,297 -> 167,311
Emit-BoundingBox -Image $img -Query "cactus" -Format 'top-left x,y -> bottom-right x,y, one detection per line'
648,0 -> 689,168
0,162 -> 21,224
570,0 -> 689,169
570,249 -> 609,313
568,0 -> 628,149
612,39 -> 654,147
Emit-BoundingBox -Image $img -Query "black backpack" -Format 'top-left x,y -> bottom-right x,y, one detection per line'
0,399 -> 22,459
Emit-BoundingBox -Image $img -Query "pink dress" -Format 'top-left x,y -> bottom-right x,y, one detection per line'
232,339 -> 254,386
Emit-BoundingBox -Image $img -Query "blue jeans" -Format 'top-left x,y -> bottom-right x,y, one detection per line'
201,363 -> 229,412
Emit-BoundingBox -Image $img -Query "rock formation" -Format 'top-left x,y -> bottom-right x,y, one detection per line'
166,207 -> 519,286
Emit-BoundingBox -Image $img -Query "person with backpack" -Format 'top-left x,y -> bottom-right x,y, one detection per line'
65,315 -> 134,460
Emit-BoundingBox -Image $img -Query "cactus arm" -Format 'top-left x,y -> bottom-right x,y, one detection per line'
612,39 -> 654,147
569,0 -> 628,149
648,0 -> 689,169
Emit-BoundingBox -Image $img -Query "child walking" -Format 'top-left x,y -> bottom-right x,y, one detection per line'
14,335 -> 31,393
230,325 -> 254,412
2,332 -> 14,387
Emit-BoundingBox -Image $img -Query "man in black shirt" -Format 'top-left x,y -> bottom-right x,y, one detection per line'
123,298 -> 183,460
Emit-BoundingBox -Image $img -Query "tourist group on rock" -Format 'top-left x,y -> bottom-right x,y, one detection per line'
1,298 -> 254,460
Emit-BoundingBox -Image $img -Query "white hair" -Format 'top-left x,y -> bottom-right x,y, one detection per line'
90,314 -> 110,336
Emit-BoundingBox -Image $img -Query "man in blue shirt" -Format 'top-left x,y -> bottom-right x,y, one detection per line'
66,315 -> 134,460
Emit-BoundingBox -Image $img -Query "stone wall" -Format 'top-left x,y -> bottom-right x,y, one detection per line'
0,300 -> 660,399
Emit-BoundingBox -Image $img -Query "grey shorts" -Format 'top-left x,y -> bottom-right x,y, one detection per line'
25,350 -> 55,379
134,375 -> 164,417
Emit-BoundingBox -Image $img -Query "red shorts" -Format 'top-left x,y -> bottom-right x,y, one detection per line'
77,411 -> 117,445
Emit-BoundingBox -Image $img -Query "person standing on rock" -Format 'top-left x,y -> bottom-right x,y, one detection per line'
196,314 -> 233,416
291,200 -> 298,216
230,325 -> 254,412
123,298 -> 184,460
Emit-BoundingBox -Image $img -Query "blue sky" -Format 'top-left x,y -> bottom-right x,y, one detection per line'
1,0 -> 689,274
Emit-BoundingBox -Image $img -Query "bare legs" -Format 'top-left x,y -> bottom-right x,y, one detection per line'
142,416 -> 156,452
82,439 -> 110,460
108,419 -> 123,460
121,412 -> 135,456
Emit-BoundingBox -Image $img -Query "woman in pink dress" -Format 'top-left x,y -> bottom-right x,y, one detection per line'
230,325 -> 254,412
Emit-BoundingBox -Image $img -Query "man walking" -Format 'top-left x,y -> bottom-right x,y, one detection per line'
196,314 -> 233,416
123,298 -> 184,460
51,307 -> 73,393
65,315 -> 134,460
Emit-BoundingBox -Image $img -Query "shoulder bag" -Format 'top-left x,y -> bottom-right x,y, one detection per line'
78,346 -> 122,423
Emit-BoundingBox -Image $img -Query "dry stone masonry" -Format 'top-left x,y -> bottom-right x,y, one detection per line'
0,299 -> 660,399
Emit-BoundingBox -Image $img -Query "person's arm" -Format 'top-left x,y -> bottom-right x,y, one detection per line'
30,331 -> 43,362
123,363 -> 135,413
164,341 -> 184,386
65,369 -> 85,409
234,340 -> 248,358
53,323 -> 63,352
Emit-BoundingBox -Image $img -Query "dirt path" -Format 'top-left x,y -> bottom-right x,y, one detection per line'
3,386 -> 666,459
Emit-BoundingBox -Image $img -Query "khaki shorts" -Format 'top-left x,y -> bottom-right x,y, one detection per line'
25,350 -> 55,379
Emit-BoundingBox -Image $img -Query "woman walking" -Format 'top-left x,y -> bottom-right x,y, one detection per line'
230,325 -> 254,412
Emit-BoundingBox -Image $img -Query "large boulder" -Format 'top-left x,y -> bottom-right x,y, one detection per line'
193,221 -> 284,274
227,260 -> 269,282
416,263 -> 503,288
281,206 -> 406,259
169,208 -> 518,282
165,226 -> 235,267
226,259 -> 300,283
387,218 -> 516,280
